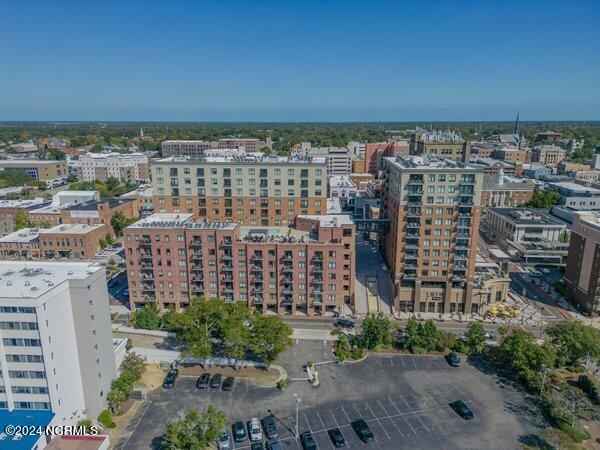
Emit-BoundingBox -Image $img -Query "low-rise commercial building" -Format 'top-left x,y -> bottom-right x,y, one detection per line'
0,198 -> 52,234
0,160 -> 68,182
329,175 -> 357,208
0,262 -> 116,424
218,138 -> 262,151
531,145 -> 566,166
564,212 -> 600,316
481,173 -> 535,207
124,213 -> 355,317
61,198 -> 139,235
161,140 -> 215,158
38,224 -> 107,260
0,228 -> 41,259
548,181 -> 600,210
78,152 -> 149,183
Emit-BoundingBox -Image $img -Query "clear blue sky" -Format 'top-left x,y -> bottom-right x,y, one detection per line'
1,0 -> 598,121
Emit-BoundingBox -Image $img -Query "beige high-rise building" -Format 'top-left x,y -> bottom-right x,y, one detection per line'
381,155 -> 484,314
409,131 -> 470,163
0,160 -> 68,182
151,155 -> 328,226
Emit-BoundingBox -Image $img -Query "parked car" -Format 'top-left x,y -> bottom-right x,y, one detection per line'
449,400 -> 474,420
300,431 -> 317,449
446,352 -> 461,367
328,428 -> 346,447
352,419 -> 374,443
162,370 -> 178,389
196,372 -> 210,389
261,415 -> 279,439
232,421 -> 247,442
266,440 -> 282,450
530,270 -> 542,277
335,318 -> 355,329
210,373 -> 222,388
222,376 -> 235,391
540,268 -> 550,275
250,443 -> 264,450
247,418 -> 262,441
217,427 -> 230,449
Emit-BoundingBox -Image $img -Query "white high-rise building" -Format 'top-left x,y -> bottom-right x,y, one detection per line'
78,152 -> 149,183
0,262 -> 116,425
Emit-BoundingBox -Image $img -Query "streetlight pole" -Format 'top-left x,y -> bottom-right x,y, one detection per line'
293,393 -> 301,437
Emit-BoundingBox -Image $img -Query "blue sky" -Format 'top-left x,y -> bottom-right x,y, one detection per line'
0,0 -> 598,121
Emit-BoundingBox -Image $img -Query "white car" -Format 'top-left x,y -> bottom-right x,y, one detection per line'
217,427 -> 230,449
247,418 -> 262,442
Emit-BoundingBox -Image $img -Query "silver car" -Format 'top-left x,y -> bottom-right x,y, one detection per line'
217,427 -> 230,449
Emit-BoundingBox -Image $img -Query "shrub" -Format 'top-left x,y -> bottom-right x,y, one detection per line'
350,347 -> 364,360
277,378 -> 287,390
412,346 -> 426,355
333,347 -> 347,362
542,397 -> 591,443
306,359 -> 314,368
578,375 -> 599,404
98,409 -> 116,428
566,365 -> 584,373
453,340 -> 470,354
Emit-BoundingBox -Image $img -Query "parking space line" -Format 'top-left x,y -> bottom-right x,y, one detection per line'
315,410 -> 327,430
411,354 -> 417,367
303,413 -> 314,435
397,393 -> 417,412
411,411 -> 430,432
387,396 -> 402,415
341,406 -> 352,423
377,399 -> 404,437
365,401 -> 389,440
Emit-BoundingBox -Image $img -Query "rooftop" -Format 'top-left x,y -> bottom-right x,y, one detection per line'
0,228 -> 40,244
384,155 -> 482,171
326,197 -> 343,214
46,435 -> 110,450
0,409 -> 54,450
329,175 -> 356,188
489,207 -> 565,226
0,159 -> 63,166
0,198 -> 50,210
472,158 -> 514,168
127,213 -> 193,229
240,226 -> 311,243
39,223 -> 105,235
155,154 -> 327,165
482,174 -> 534,191
548,181 -> 600,194
69,197 -> 133,211
0,261 -> 102,300
297,214 -> 354,227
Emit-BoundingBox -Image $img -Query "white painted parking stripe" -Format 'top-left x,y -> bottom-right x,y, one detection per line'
341,405 -> 352,423
315,410 -> 327,430
378,399 -> 404,437
365,401 -> 389,440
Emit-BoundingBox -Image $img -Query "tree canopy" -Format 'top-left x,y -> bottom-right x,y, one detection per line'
162,405 -> 226,450
111,211 -> 138,237
546,319 -> 600,366
523,188 -> 561,209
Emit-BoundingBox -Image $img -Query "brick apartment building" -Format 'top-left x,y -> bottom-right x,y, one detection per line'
124,213 -> 355,317
161,140 -> 216,158
381,155 -> 484,314
363,140 -> 409,175
409,132 -> 470,163
151,155 -> 328,226
61,197 -> 139,235
564,212 -> 600,317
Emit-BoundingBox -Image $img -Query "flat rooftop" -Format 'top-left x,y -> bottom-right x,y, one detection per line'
240,226 -> 311,243
298,214 -> 354,227
155,154 -> 327,165
0,159 -> 62,166
39,223 -> 105,235
0,228 -> 40,243
69,197 -> 132,211
46,435 -> 109,450
489,207 -> 565,226
0,198 -> 50,209
384,155 -> 482,171
329,175 -> 356,188
0,409 -> 54,450
0,261 -> 103,300
127,213 -> 193,229
549,181 -> 600,194
483,175 -> 534,191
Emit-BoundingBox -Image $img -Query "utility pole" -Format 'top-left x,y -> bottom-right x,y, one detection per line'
293,393 -> 302,437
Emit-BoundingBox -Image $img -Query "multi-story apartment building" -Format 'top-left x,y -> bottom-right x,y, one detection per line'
381,155 -> 484,314
151,155 -> 328,226
218,138 -> 261,151
548,181 -> 600,210
161,140 -> 215,158
61,197 -> 139,235
531,145 -> 566,166
124,213 -> 355,317
0,160 -> 68,182
0,262 -> 116,424
78,152 -> 149,183
363,140 -> 409,175
409,131 -> 470,163
0,228 -> 41,259
564,212 -> 600,317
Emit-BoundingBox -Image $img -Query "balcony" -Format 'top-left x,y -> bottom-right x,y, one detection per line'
221,265 -> 233,272
312,255 -> 323,262
404,264 -> 418,270
221,254 -> 233,261
252,298 -> 264,305
312,279 -> 323,285
192,286 -> 204,294
191,253 -> 203,260
405,244 -> 419,250
140,239 -> 152,246
140,264 -> 153,271
312,266 -> 323,274
406,222 -> 420,229
189,239 -> 202,247
281,296 -> 294,305
282,267 -> 293,273
282,287 -> 294,295
142,274 -> 154,280
252,265 -> 263,272
139,253 -> 153,260
407,178 -> 424,185
282,276 -> 293,283
281,254 -> 293,262
142,284 -> 155,292
406,234 -> 419,239
404,253 -> 418,260
455,245 -> 469,251
221,275 -> 233,282
220,239 -> 232,247
191,265 -> 203,271
222,287 -> 234,293
252,253 -> 263,260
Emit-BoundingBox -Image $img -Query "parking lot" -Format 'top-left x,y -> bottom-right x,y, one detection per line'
119,346 -> 542,450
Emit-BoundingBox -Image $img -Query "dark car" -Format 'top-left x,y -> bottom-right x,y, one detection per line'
222,376 -> 235,391
352,419 -> 374,443
210,373 -> 222,388
196,372 -> 210,389
232,421 -> 247,442
300,431 -> 317,449
250,443 -> 264,450
449,400 -> 474,420
266,441 -> 282,450
335,318 -> 355,329
328,428 -> 346,447
446,352 -> 461,367
162,370 -> 178,389
261,415 -> 279,439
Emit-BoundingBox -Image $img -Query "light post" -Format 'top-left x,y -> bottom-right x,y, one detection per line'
539,364 -> 548,398
293,393 -> 301,437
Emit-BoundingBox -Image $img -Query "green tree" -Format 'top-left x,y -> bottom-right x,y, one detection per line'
557,230 -> 569,244
523,188 -> 561,208
249,313 -> 293,363
98,410 -> 116,428
111,212 -> 137,237
436,330 -> 457,351
162,405 -> 226,450
130,304 -> 161,330
402,317 -> 421,352
106,389 -> 127,413
360,313 -> 394,349
546,319 -> 600,367
119,353 -> 146,380
497,329 -> 557,391
48,149 -> 66,160
13,210 -> 30,231
420,320 -> 440,352
465,322 -> 487,353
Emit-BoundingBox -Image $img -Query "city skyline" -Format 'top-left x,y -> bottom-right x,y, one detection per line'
1,0 -> 599,121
